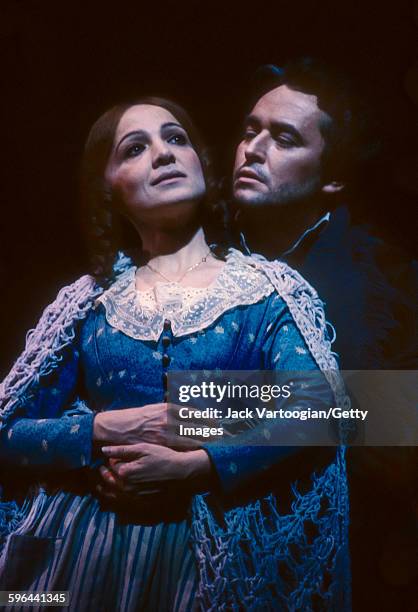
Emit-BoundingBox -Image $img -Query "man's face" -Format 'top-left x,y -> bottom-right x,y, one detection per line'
233,85 -> 329,207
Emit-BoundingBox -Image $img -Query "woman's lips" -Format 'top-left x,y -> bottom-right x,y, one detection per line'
151,171 -> 186,186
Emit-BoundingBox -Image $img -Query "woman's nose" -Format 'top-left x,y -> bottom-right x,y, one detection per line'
152,140 -> 175,168
244,132 -> 268,164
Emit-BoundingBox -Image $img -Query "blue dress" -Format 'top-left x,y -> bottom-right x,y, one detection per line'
0,251 -> 347,611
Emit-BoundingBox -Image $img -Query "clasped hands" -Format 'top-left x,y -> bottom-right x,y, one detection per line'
92,403 -> 212,501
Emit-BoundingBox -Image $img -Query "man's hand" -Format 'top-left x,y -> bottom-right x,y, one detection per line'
97,443 -> 212,496
93,403 -> 204,449
93,403 -> 168,446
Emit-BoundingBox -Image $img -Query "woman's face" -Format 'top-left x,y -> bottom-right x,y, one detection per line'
105,104 -> 206,219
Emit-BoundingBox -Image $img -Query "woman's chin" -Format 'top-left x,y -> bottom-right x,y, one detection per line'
126,197 -> 202,225
126,201 -> 202,234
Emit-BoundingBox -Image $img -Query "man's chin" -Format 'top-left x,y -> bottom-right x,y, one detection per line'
233,188 -> 270,207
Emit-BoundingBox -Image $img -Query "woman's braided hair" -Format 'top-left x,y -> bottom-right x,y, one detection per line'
80,97 -> 224,287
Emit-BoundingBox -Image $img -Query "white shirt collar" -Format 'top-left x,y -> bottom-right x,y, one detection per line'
282,212 -> 330,256
240,211 -> 330,257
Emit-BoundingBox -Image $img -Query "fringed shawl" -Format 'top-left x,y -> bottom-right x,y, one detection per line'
0,252 -> 350,610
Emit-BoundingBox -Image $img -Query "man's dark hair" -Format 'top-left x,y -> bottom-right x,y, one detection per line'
251,57 -> 381,186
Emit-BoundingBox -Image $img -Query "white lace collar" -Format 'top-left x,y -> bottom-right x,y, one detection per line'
97,249 -> 274,341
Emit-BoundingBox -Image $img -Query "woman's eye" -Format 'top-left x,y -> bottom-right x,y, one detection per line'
125,143 -> 145,158
168,133 -> 187,145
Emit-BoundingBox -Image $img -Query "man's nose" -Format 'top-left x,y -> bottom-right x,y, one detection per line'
152,140 -> 175,168
244,132 -> 268,164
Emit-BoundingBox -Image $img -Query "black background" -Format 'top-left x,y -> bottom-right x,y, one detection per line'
1,0 -> 417,373
1,1 -> 417,608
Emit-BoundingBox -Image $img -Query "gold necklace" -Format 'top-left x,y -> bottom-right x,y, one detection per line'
145,249 -> 212,283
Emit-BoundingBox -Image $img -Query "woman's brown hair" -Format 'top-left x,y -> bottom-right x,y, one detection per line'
81,97 -> 223,286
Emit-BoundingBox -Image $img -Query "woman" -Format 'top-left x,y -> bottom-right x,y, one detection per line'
0,98 -> 349,610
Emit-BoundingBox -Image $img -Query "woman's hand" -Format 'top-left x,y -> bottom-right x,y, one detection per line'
96,464 -> 165,501
97,443 -> 212,496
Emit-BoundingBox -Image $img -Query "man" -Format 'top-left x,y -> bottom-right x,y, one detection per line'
231,57 -> 418,611
232,58 -> 418,370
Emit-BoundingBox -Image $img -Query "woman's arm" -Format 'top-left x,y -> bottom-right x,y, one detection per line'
0,338 -> 95,472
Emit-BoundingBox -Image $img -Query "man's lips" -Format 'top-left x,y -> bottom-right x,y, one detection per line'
151,171 -> 186,186
235,168 -> 265,184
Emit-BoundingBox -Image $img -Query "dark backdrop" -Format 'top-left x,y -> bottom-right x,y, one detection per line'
1,0 -> 417,374
1,2 -> 417,609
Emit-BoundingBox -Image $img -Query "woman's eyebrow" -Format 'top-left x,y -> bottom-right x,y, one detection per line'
116,123 -> 183,150
160,122 -> 183,131
116,130 -> 148,150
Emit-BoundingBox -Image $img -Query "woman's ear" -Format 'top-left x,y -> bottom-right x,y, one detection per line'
321,181 -> 345,194
103,186 -> 113,205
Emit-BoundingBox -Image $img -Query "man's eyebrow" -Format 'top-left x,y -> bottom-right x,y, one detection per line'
270,121 -> 304,142
244,114 -> 262,127
244,115 -> 303,142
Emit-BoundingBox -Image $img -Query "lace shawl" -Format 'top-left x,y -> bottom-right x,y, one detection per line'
0,250 -> 350,610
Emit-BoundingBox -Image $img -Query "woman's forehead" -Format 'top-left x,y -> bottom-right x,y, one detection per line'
115,104 -> 179,140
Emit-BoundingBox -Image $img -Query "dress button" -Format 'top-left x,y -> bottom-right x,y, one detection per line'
164,319 -> 171,331
162,354 -> 170,368
162,336 -> 170,348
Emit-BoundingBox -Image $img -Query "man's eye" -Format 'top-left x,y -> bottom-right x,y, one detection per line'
243,129 -> 257,141
275,135 -> 296,148
125,143 -> 145,158
168,133 -> 187,145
